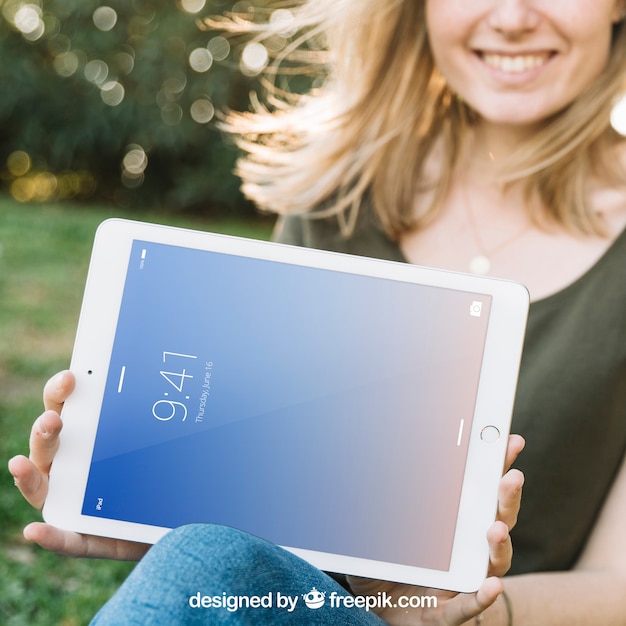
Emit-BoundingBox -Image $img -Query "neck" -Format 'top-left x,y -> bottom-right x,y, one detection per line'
463,120 -> 542,185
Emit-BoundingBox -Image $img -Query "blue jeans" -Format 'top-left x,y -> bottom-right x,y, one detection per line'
91,524 -> 388,625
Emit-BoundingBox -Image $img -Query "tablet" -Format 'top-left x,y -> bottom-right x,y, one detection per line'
44,218 -> 528,592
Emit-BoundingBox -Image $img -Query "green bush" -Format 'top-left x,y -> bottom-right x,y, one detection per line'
0,0 -> 282,216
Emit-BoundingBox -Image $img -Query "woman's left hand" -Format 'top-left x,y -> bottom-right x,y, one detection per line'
347,434 -> 525,625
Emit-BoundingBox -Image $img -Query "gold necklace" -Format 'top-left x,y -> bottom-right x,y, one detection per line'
462,182 -> 533,275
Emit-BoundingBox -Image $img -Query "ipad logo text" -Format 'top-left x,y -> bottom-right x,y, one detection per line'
195,361 -> 214,423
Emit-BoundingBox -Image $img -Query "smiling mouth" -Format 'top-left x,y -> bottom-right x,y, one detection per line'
479,52 -> 552,73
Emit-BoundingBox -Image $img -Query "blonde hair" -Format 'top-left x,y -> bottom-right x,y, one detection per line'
210,0 -> 626,238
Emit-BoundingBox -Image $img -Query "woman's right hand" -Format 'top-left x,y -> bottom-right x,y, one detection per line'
8,370 -> 150,561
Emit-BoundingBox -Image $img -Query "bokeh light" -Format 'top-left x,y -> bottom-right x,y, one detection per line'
123,146 -> 148,175
611,95 -> 626,136
53,51 -> 80,77
13,3 -> 44,41
189,47 -> 213,73
43,13 -> 60,38
84,59 -> 109,84
7,163 -> 96,203
47,32 -> 71,55
121,144 -> 148,189
100,81 -> 125,106
162,74 -> 187,96
240,42 -> 269,76
11,172 -> 57,202
93,6 -> 118,32
161,102 -> 183,126
0,1 -> 300,210
114,50 -> 135,75
269,9 -> 296,37
207,36 -> 230,61
190,98 -> 215,124
7,151 -> 32,177
180,0 -> 206,15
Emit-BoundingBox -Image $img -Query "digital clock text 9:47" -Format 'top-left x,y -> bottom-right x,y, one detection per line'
152,351 -> 200,422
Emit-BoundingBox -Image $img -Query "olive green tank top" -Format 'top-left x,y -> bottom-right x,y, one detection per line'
273,208 -> 626,575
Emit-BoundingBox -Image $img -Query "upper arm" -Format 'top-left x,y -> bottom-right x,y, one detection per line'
575,451 -> 626,573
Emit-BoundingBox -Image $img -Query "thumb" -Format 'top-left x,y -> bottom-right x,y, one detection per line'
443,577 -> 503,625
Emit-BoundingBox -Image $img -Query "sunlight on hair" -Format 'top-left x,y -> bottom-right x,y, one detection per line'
610,95 -> 626,135
93,6 -> 118,31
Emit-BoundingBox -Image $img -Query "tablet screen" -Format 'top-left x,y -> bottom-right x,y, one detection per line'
81,239 -> 492,572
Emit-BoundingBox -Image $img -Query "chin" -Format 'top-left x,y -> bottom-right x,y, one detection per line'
472,103 -> 560,130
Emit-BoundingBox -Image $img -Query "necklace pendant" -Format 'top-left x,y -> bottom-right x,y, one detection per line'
470,255 -> 491,275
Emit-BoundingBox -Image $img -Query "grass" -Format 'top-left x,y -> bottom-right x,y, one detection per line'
0,197 -> 273,625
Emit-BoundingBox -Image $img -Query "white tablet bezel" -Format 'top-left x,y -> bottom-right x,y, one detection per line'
44,218 -> 528,592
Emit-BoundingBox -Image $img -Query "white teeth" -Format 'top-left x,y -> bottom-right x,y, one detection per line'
482,53 -> 549,73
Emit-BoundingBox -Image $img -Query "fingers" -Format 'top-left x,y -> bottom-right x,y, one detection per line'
8,454 -> 51,510
11,409 -> 63,509
443,576 -> 503,625
503,434 -> 525,473
498,468 -> 524,530
439,436 -> 524,624
8,370 -> 148,564
7,371 -> 75,511
28,409 -> 63,475
473,577 -> 504,617
43,370 -> 75,414
23,523 -> 150,561
486,467 -> 523,578
486,520 -> 512,578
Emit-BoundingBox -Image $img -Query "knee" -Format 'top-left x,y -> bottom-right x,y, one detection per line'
144,524 -> 283,591
161,523 -> 249,550
158,523 -> 272,565
145,524 -> 319,595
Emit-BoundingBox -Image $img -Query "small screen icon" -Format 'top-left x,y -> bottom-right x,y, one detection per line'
469,301 -> 483,317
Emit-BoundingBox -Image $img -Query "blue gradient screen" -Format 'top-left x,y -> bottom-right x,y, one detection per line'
82,240 -> 492,571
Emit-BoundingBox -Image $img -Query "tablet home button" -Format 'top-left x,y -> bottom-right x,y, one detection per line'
480,425 -> 500,444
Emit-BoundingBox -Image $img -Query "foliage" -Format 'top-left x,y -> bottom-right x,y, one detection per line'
0,0 -> 286,215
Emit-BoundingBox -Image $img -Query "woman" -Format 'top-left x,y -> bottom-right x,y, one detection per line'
9,0 -> 626,623
223,0 -> 626,623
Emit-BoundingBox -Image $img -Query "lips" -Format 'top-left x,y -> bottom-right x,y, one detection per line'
478,51 -> 552,73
